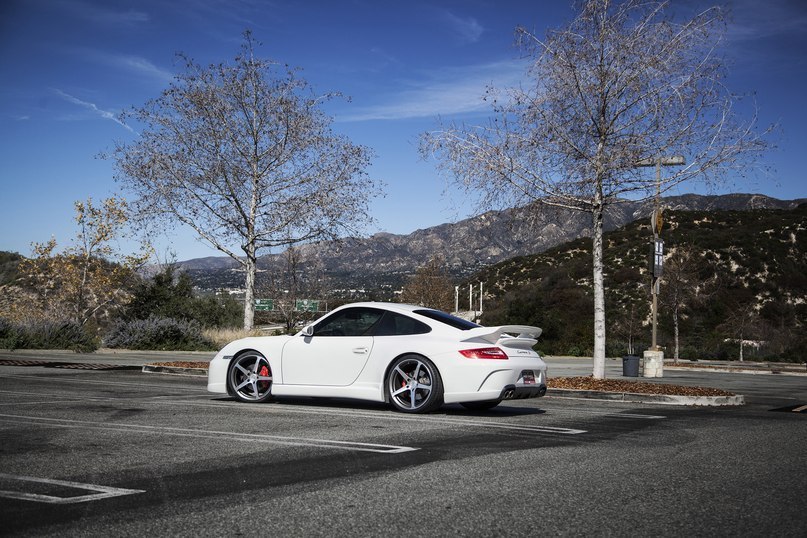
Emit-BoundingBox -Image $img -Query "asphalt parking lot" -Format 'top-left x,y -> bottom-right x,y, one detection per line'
0,351 -> 805,537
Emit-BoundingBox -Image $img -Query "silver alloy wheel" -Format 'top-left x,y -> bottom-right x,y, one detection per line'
388,356 -> 439,412
228,352 -> 273,402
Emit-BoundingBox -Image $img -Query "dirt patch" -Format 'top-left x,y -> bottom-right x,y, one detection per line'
548,376 -> 734,396
149,361 -> 210,369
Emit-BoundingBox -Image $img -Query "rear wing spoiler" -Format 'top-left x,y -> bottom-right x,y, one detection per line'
460,325 -> 542,349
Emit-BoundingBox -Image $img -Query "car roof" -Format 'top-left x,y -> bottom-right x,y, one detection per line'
336,302 -> 427,314
317,302 -> 480,333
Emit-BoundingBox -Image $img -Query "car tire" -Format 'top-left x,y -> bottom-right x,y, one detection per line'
460,399 -> 501,411
387,355 -> 443,413
226,351 -> 274,403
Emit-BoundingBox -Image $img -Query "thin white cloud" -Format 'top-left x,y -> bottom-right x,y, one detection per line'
56,0 -> 149,25
51,89 -> 133,132
338,60 -> 526,122
74,48 -> 174,83
116,55 -> 175,83
440,9 -> 485,43
727,0 -> 807,41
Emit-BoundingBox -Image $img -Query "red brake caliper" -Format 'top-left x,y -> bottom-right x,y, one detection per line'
259,365 -> 270,389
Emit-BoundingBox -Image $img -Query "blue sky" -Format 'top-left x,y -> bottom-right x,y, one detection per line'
1,0 -> 806,261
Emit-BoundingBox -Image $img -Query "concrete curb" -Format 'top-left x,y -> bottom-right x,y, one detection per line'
141,365 -> 207,377
664,366 -> 807,377
547,388 -> 745,406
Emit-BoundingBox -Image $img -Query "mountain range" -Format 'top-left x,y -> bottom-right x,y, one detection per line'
177,193 -> 806,294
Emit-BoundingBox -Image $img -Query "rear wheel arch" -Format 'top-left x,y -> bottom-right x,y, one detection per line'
384,353 -> 444,413
382,352 -> 428,401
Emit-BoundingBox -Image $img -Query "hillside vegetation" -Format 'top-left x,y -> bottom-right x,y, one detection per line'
478,205 -> 807,362
0,251 -> 21,286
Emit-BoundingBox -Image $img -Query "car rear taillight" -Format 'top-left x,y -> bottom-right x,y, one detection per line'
459,347 -> 508,360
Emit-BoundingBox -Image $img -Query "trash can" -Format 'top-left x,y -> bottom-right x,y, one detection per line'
622,355 -> 640,377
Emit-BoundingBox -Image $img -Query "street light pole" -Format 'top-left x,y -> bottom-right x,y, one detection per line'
652,158 -> 662,350
636,155 -> 685,375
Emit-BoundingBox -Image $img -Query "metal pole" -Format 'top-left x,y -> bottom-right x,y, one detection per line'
651,279 -> 659,349
652,159 -> 660,350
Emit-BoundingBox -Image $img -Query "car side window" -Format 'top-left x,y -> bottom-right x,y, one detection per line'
313,307 -> 384,336
371,312 -> 431,336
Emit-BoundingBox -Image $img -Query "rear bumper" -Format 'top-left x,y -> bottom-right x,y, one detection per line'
499,383 -> 547,400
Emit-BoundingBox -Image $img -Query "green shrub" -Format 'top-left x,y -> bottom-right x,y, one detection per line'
123,266 -> 242,328
0,318 -> 21,350
105,315 -> 215,351
0,318 -> 98,353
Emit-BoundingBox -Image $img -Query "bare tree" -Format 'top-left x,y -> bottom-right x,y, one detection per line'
660,245 -> 713,363
112,32 -> 380,329
610,301 -> 643,357
422,0 -> 769,378
718,301 -> 760,362
257,245 -> 326,333
400,256 -> 454,311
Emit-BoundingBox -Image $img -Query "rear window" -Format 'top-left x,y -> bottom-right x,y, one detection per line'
413,309 -> 480,331
371,312 -> 431,336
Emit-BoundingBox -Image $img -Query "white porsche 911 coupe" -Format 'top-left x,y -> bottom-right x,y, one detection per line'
207,302 -> 547,413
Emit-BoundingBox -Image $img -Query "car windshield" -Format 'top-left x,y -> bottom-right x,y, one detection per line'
413,309 -> 480,331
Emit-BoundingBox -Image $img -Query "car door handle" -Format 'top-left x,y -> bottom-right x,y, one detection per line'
352,347 -> 369,354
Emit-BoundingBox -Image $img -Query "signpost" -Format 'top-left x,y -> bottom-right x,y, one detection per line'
254,299 -> 274,312
635,155 -> 685,377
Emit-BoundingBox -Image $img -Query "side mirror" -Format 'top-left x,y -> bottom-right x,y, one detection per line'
301,325 -> 314,337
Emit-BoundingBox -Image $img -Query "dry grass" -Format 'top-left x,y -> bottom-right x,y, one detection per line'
202,327 -> 266,348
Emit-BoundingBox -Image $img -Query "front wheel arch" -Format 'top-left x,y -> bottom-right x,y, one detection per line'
226,349 -> 274,403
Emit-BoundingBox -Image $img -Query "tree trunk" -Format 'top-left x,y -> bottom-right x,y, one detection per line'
592,202 -> 606,379
673,307 -> 680,364
243,246 -> 257,331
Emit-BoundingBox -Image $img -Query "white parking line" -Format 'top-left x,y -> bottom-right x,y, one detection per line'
0,413 -> 418,454
0,389 -> 210,405
0,473 -> 144,504
0,373 -> 201,392
609,413 -> 666,420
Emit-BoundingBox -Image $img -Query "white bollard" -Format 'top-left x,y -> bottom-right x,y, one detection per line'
643,350 -> 664,378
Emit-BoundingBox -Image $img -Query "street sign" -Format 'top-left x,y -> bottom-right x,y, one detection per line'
295,299 -> 319,312
651,208 -> 664,235
652,238 -> 664,278
254,299 -> 274,312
